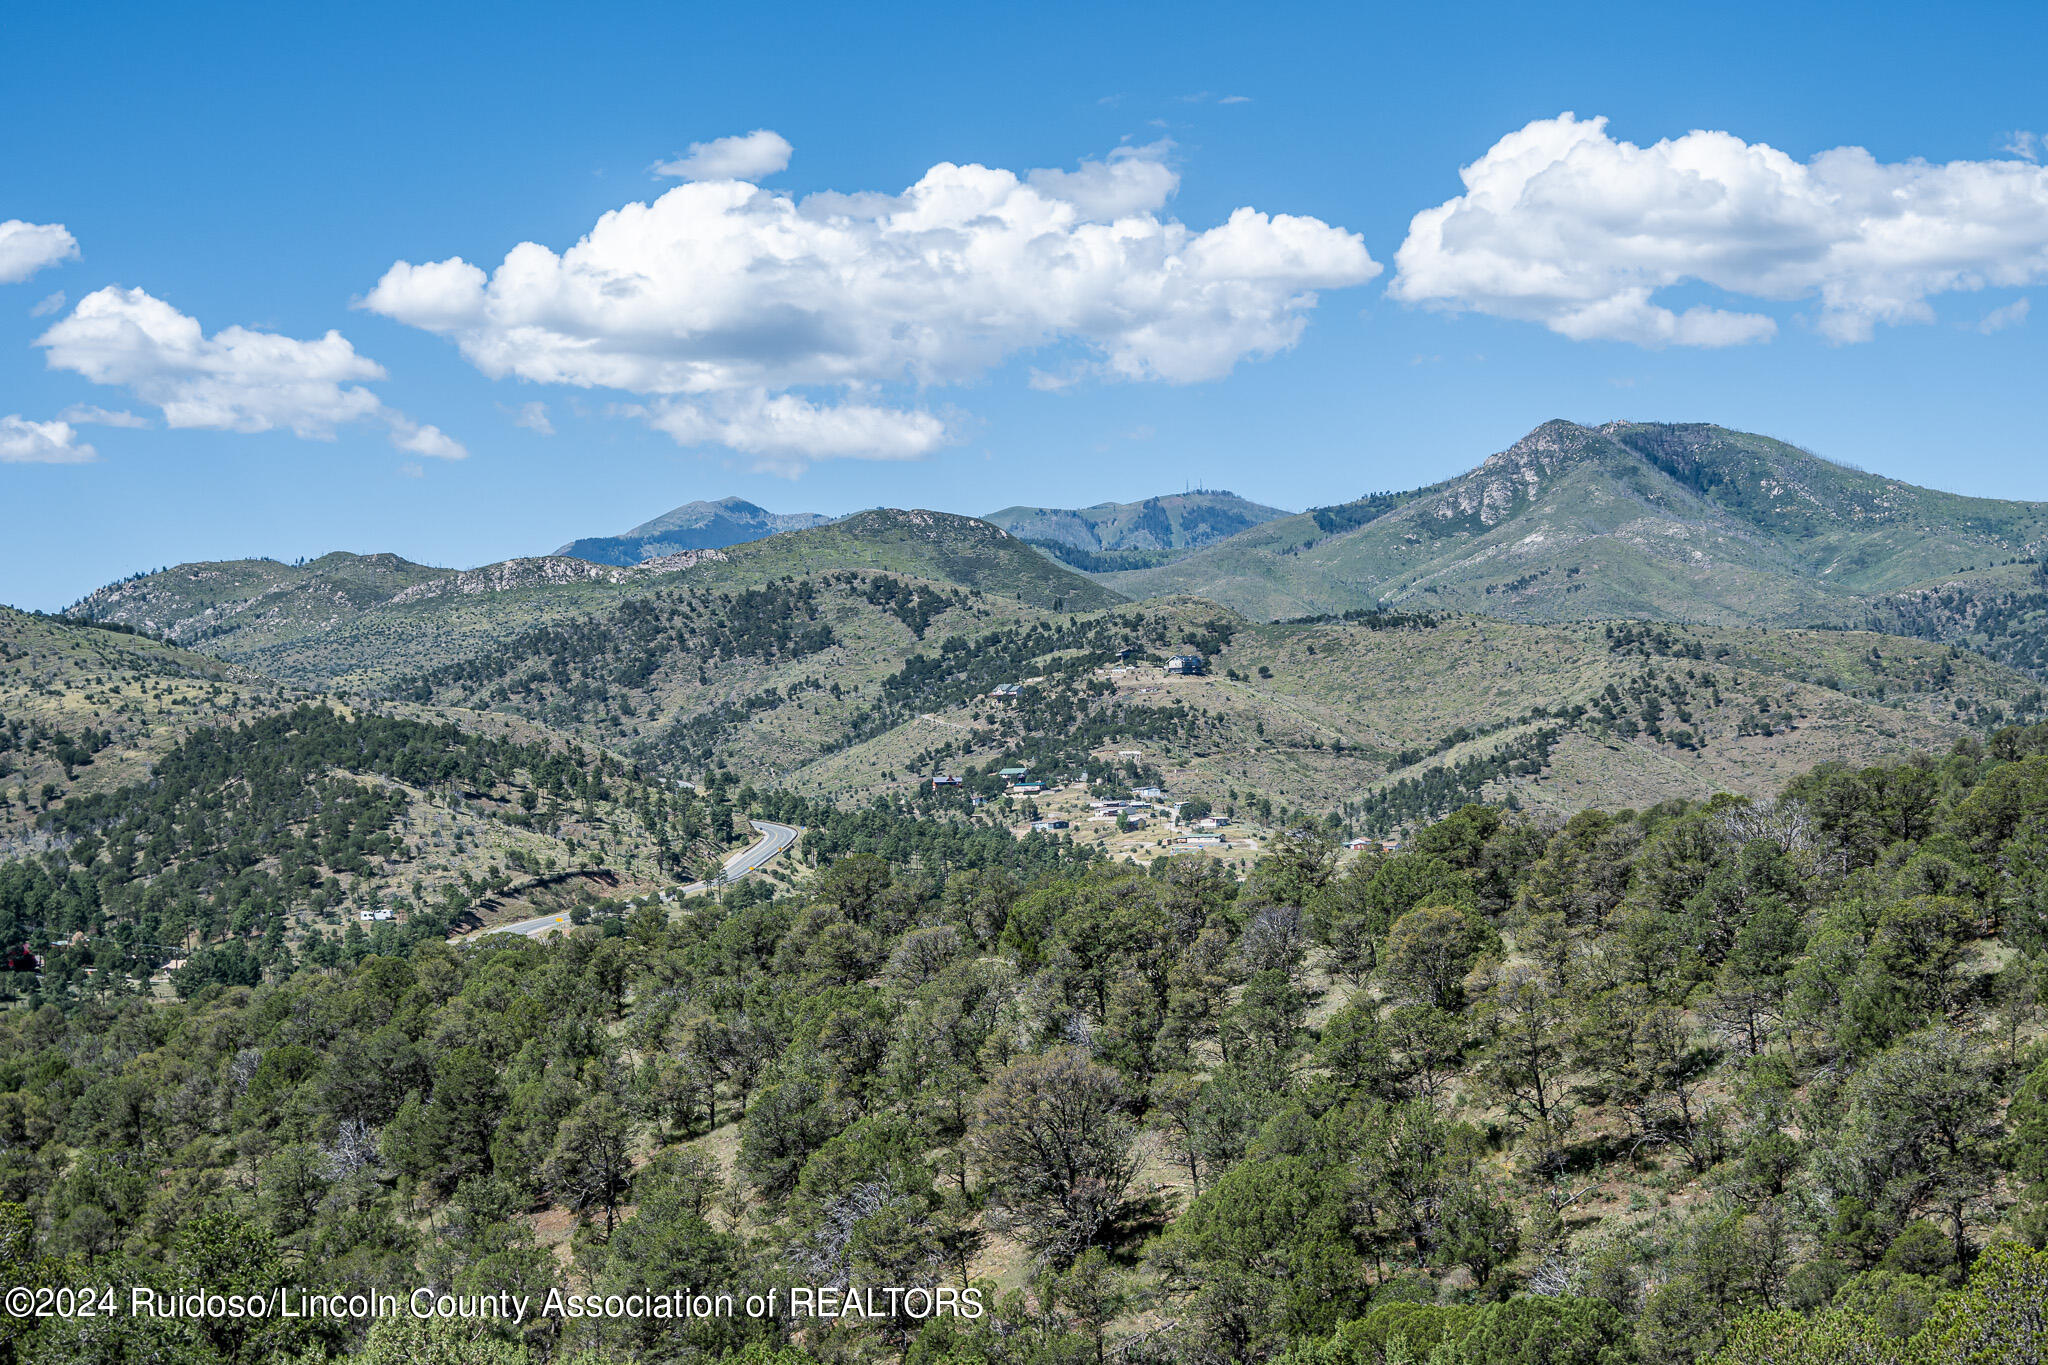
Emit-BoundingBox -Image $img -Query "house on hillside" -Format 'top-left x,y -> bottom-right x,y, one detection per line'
1133,785 -> 1166,801
998,766 -> 1031,779
990,682 -> 1023,699
1165,653 -> 1206,675
1031,818 -> 1069,831
931,775 -> 962,787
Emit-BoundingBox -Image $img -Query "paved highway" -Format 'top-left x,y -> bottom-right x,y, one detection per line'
483,819 -> 800,939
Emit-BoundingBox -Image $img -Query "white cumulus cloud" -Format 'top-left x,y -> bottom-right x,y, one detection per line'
0,221 -> 79,285
1025,141 -> 1179,219
1391,113 -> 2048,346
631,392 -> 949,476
651,129 -> 793,182
364,143 -> 1376,467
0,415 -> 96,464
36,286 -> 463,456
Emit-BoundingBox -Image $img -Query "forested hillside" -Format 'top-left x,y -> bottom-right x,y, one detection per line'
145,559 -> 2030,832
782,605 -> 2044,832
71,513 -> 1117,686
0,701 -> 757,995
0,723 -> 2043,1362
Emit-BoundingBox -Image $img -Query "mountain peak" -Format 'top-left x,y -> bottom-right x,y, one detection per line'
1424,420 -> 1631,530
554,497 -> 835,566
1478,418 -> 1616,474
1098,418 -> 2048,626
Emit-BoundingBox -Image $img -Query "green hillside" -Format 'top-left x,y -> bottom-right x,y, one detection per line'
44,536 -> 2048,840
1098,422 -> 2048,654
713,508 -> 1123,611
393,569 -> 1063,777
987,489 -> 1293,571
3,700 -> 2048,1365
770,603 -> 2045,832
0,607 -> 295,841
0,606 -> 739,929
69,551 -> 459,654
67,511 -> 1120,688
343,564 -> 2045,835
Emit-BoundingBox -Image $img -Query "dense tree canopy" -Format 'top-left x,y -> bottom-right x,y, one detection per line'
0,722 -> 2045,1363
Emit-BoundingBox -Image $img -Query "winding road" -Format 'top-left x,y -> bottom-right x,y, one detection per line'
484,819 -> 801,939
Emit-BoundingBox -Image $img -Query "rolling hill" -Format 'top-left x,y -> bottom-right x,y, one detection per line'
985,489 -> 1292,572
769,601 -> 2045,831
553,495 -> 835,565
68,510 -> 1122,688
1097,421 -> 2048,664
0,605 -> 728,931
45,431 -> 2048,836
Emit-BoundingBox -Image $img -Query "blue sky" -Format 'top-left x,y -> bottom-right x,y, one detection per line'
5,0 -> 2048,610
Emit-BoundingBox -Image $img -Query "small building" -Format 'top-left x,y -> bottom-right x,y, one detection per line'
1345,838 -> 1374,851
1165,653 -> 1206,676
1031,819 -> 1070,831
1116,647 -> 1138,662
989,682 -> 1023,699
1010,782 -> 1044,795
1198,816 -> 1230,830
1133,786 -> 1166,801
357,910 -> 376,922
998,766 -> 1031,778
373,909 -> 395,922
1179,834 -> 1227,848
931,775 -> 962,787
1117,749 -> 1143,758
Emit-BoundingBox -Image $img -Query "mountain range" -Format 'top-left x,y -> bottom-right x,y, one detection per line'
539,423 -> 2048,675
42,418 -> 2048,837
